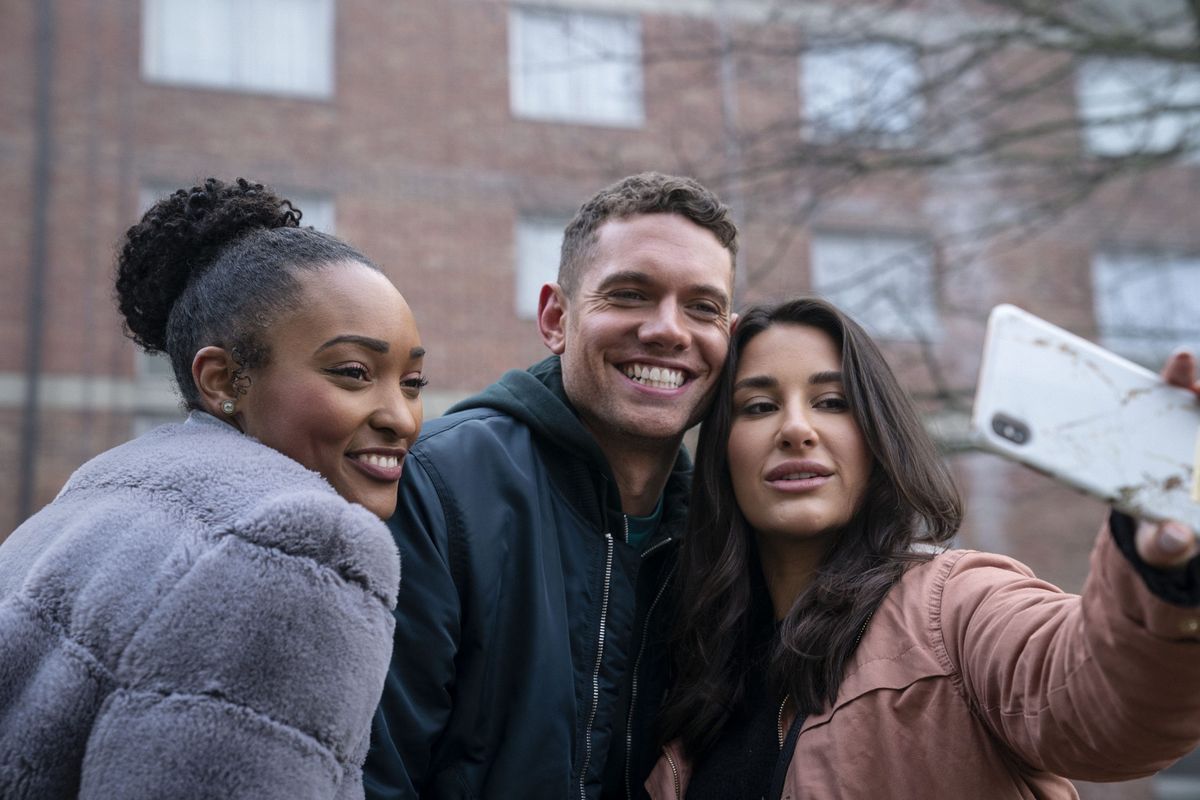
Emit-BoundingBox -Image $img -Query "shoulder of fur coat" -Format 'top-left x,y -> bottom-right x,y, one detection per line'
51,410 -> 399,605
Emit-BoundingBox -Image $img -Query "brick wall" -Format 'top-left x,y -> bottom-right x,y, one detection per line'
1,4 -> 1195,794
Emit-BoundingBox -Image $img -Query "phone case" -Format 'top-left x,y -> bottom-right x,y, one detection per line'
970,304 -> 1200,530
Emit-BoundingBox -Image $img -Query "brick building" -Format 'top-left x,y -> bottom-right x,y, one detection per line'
3,1 -> 1198,796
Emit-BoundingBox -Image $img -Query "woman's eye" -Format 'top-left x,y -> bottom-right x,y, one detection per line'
815,396 -> 849,411
739,400 -> 776,416
328,365 -> 370,381
402,376 -> 429,395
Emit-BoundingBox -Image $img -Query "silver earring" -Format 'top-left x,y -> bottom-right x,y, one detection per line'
220,400 -> 236,415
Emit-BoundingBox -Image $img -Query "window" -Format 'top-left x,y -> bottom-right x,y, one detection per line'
514,218 -> 567,319
1076,57 -> 1200,157
142,0 -> 334,98
509,7 -> 643,127
801,43 -> 923,147
136,351 -> 175,380
1092,250 -> 1200,364
133,349 -> 182,436
810,232 -> 939,340
1072,0 -> 1192,30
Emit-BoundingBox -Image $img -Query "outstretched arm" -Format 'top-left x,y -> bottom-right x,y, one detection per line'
942,349 -> 1200,782
1135,350 -> 1200,569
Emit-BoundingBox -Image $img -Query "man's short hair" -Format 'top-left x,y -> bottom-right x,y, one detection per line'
557,172 -> 738,297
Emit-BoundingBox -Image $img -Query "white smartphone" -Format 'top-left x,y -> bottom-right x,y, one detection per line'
969,304 -> 1200,531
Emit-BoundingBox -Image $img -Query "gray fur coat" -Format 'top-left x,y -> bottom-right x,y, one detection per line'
0,411 -> 400,799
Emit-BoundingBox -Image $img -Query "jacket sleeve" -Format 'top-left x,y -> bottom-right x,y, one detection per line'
78,492 -> 399,800
363,452 -> 462,800
937,522 -> 1200,781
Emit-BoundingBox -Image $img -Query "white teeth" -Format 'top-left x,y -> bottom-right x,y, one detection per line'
623,363 -> 684,389
780,473 -> 818,480
357,454 -> 399,469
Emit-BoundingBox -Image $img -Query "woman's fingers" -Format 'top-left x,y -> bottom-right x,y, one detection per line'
1161,350 -> 1199,394
1136,519 -> 1200,569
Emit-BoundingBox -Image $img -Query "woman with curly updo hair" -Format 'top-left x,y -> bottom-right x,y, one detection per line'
0,178 -> 426,799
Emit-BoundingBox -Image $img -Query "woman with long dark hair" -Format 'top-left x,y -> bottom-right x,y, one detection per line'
650,297 -> 1200,799
0,178 -> 425,799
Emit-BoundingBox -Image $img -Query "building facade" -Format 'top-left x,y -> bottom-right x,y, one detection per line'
3,2 -> 1198,795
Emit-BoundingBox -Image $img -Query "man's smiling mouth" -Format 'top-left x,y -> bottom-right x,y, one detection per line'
623,363 -> 685,389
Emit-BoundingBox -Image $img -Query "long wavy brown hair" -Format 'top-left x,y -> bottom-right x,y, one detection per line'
659,297 -> 963,758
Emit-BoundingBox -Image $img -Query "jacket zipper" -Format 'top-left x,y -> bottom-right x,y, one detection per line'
664,749 -> 681,800
640,535 -> 674,559
771,612 -> 874,798
624,560 -> 677,799
580,532 -> 615,800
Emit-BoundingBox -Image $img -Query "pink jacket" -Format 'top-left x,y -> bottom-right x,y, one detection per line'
647,526 -> 1200,799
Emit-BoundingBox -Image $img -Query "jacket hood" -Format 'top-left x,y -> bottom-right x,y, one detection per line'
449,356 -> 613,477
450,356 -> 693,528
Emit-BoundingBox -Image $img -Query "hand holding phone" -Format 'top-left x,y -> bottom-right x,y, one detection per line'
1137,351 -> 1200,567
970,305 -> 1200,535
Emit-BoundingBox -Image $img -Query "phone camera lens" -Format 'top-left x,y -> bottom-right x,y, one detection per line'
992,414 -> 1031,445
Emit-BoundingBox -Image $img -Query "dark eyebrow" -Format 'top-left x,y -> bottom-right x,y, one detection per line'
732,371 -> 843,392
594,270 -> 731,309
594,270 -> 652,291
410,346 -> 426,360
809,370 -> 843,386
316,335 -> 389,354
733,375 -> 777,392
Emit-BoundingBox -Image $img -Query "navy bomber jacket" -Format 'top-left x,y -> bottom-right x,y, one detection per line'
364,356 -> 687,800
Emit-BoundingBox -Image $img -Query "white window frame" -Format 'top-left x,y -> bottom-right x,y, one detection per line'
509,6 -> 644,127
1092,250 -> 1200,365
801,42 -> 924,148
133,349 -> 182,436
141,0 -> 335,99
809,232 -> 940,341
1076,57 -> 1200,158
514,217 -> 568,320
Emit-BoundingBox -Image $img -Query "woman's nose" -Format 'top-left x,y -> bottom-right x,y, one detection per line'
372,387 -> 422,440
776,405 -> 817,449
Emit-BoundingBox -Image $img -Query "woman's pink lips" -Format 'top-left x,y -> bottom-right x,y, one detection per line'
766,475 -> 830,492
764,461 -> 832,491
765,461 -> 830,480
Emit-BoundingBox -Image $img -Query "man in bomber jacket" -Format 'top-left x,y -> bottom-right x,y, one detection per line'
363,173 -> 739,800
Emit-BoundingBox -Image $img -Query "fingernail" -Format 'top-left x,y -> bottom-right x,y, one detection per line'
1158,524 -> 1193,556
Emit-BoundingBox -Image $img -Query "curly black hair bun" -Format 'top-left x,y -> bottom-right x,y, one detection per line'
115,177 -> 302,353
